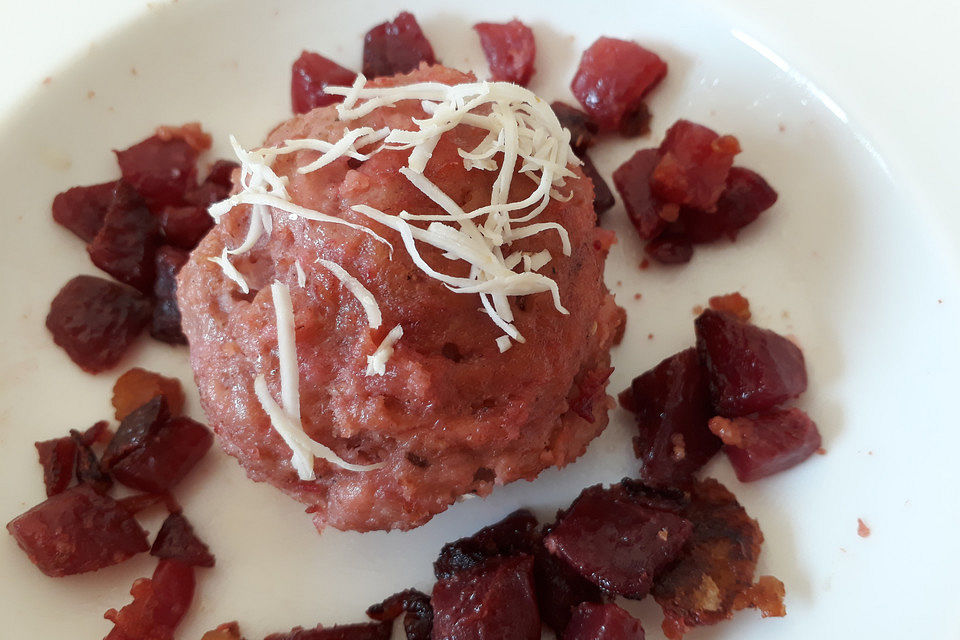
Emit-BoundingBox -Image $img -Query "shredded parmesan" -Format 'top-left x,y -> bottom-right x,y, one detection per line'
366,325 -> 403,376
317,259 -> 382,329
295,261 -> 307,287
208,250 -> 249,294
496,336 -> 513,353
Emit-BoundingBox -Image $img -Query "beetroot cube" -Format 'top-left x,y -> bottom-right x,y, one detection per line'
570,37 -> 667,132
103,396 -> 171,468
651,120 -> 740,212
362,12 -> 436,78
552,101 -> 597,156
580,155 -> 615,216
695,309 -> 807,416
70,428 -> 112,494
35,436 -> 77,497
564,603 -> 645,640
291,51 -> 358,114
613,148 -> 667,240
366,589 -> 432,640
151,245 -> 189,344
51,180 -> 118,242
159,205 -> 214,250
104,559 -> 195,640
474,20 -> 536,86
624,348 -> 720,486
6,485 -> 149,577
115,135 -> 198,212
432,555 -> 540,640
46,275 -> 151,374
205,159 -> 239,189
533,541 -> 603,636
264,622 -> 392,640
87,181 -> 163,293
709,408 -> 821,481
109,415 -> 213,493
434,509 -> 539,579
644,234 -> 694,265
544,483 -> 692,599
711,166 -> 777,238
151,512 -> 215,567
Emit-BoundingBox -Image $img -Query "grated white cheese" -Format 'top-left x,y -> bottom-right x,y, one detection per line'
496,336 -> 513,353
316,259 -> 382,329
295,261 -> 307,287
366,325 -> 403,376
208,249 -> 249,294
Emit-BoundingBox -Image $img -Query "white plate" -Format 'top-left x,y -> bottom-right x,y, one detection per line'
2,0 -> 959,638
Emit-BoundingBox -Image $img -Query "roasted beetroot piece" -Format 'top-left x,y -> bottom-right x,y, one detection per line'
51,180 -> 118,242
618,102 -> 652,138
104,559 -> 195,640
674,167 -> 778,243
46,275 -> 151,374
291,51 -> 358,114
581,155 -> 615,216
533,541 -> 603,636
115,135 -> 199,212
103,396 -> 170,466
117,492 -> 174,516
151,512 -> 215,567
695,309 -> 807,416
362,12 -> 436,78
623,348 -> 720,487
87,181 -> 162,293
613,148 -> 667,240
733,574 -> 786,618
552,101 -> 597,156
6,485 -> 149,577
434,509 -> 539,579
564,602 -> 645,640
432,555 -> 540,640
709,408 -> 821,481
109,415 -> 213,494
708,292 -> 751,321
474,20 -> 536,86
651,120 -> 740,212
651,478 -> 773,639
201,622 -> 245,640
158,205 -> 214,250
366,589 -> 433,640
544,483 -> 692,599
570,37 -> 667,132
264,622 -> 391,640
70,428 -> 112,494
644,234 -> 693,264
35,436 -> 77,497
205,159 -> 240,189
151,245 -> 189,344
113,367 -> 185,421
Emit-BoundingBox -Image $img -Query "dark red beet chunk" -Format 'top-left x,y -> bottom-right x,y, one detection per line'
362,12 -> 436,78
709,408 -> 821,481
265,622 -> 391,640
533,541 -> 603,636
104,559 -> 195,640
51,180 -> 118,242
87,181 -> 162,293
564,603 -> 645,640
474,20 -> 536,86
544,483 -> 692,599
205,159 -> 240,189
70,428 -> 112,494
151,245 -> 189,344
570,37 -> 667,132
6,485 -> 149,577
109,415 -> 213,493
672,167 -> 777,244
618,102 -> 652,138
158,205 -> 214,251
46,275 -> 151,374
35,436 -> 77,497
151,512 -> 215,567
622,348 -> 720,487
644,234 -> 693,264
115,135 -> 198,212
366,589 -> 433,640
613,148 -> 667,240
104,396 -> 169,466
432,555 -> 540,640
552,101 -> 597,156
434,509 -> 539,579
291,51 -> 358,114
651,120 -> 740,212
695,309 -> 807,416
581,155 -> 615,216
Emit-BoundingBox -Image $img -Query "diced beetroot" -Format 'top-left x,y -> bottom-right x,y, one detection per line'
651,120 -> 740,212
612,148 -> 667,240
432,555 -> 540,640
264,622 -> 392,640
6,485 -> 149,577
117,492 -> 175,516
115,135 -> 198,212
651,479 -> 769,639
362,12 -> 436,78
732,574 -> 786,618
564,602 -> 645,640
151,512 -> 215,567
533,541 -> 603,636
709,408 -> 821,481
580,155 -> 615,216
35,436 -> 77,497
205,159 -> 240,189
474,20 -> 536,86
544,483 -> 692,599
155,122 -> 212,153
291,51 -> 358,114
623,348 -> 721,487
46,275 -> 151,374
673,167 -> 777,243
112,367 -> 185,421
552,101 -> 597,156
108,415 -> 213,494
83,420 -> 114,445
103,396 -> 170,467
695,309 -> 807,416
618,102 -> 652,138
87,181 -> 162,293
158,205 -> 214,250
366,589 -> 433,640
70,428 -> 112,494
104,559 -> 195,640
434,509 -> 539,579
570,37 -> 667,132
708,292 -> 751,322
201,622 -> 244,640
51,180 -> 118,242
151,245 -> 189,344
644,234 -> 693,264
